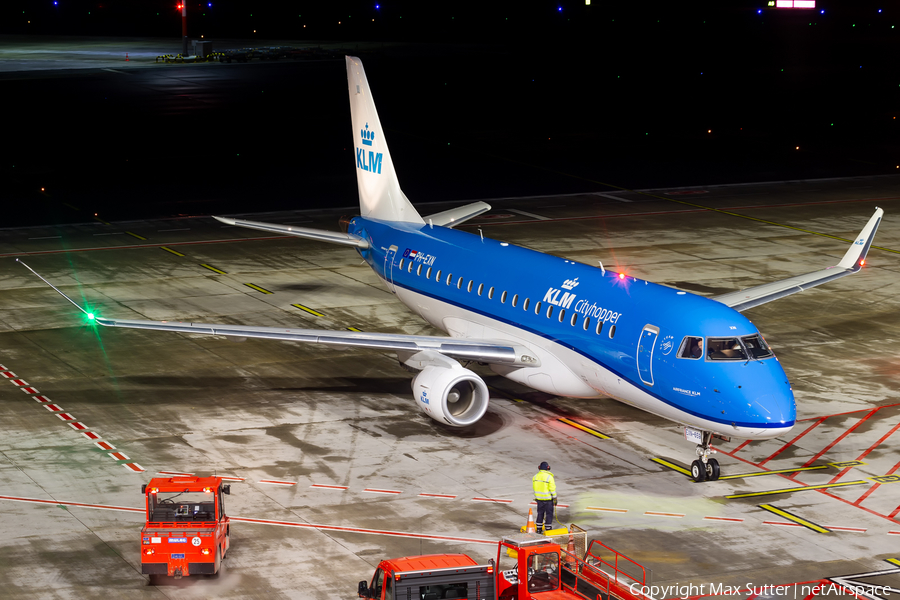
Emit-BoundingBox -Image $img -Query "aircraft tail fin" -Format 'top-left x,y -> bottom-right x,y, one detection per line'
346,56 -> 424,224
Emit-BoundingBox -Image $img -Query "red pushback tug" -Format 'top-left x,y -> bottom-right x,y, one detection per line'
358,531 -> 650,600
141,476 -> 231,579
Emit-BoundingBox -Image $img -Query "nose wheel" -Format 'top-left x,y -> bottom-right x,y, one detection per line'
690,431 -> 720,482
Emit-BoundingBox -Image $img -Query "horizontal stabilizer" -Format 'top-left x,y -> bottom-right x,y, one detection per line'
424,202 -> 492,228
214,216 -> 369,249
714,208 -> 883,311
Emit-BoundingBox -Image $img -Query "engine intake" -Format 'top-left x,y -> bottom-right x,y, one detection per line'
411,364 -> 490,427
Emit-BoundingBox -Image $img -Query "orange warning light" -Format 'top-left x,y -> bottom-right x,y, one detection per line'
860,259 -> 866,266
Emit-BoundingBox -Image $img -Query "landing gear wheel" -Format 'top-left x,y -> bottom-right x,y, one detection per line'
707,458 -> 720,481
691,460 -> 707,482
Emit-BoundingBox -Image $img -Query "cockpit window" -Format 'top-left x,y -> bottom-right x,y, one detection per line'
706,337 -> 748,361
677,336 -> 704,359
742,334 -> 773,359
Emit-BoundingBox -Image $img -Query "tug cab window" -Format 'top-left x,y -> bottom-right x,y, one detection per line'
678,337 -> 704,359
706,337 -> 748,361
527,552 -> 559,593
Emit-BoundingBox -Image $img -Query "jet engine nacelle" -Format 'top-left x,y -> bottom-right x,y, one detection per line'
411,364 -> 490,427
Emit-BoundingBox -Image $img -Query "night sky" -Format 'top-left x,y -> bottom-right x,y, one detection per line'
1,2 -> 898,225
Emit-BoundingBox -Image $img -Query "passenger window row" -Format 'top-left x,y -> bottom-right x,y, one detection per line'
397,258 -> 616,339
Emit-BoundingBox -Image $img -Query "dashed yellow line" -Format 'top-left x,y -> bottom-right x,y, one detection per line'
125,231 -> 147,241
160,246 -> 185,257
245,283 -> 273,295
93,216 -> 111,225
200,263 -> 227,275
347,326 -> 363,332
726,480 -> 867,499
718,465 -> 830,480
758,504 -> 831,534
292,303 -> 323,317
651,458 -> 692,476
557,417 -> 611,439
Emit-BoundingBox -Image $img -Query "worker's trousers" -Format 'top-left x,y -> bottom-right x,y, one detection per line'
535,499 -> 554,532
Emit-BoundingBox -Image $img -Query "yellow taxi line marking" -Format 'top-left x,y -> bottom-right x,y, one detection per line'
557,417 -> 611,439
200,263 -> 227,274
347,327 -> 363,332
486,386 -> 523,403
291,303 -> 323,316
244,283 -> 273,295
125,231 -> 147,240
651,458 -> 692,476
726,480 -> 867,499
886,558 -> 900,566
758,504 -> 831,534
93,216 -> 111,225
160,246 -> 185,257
718,465 -> 831,480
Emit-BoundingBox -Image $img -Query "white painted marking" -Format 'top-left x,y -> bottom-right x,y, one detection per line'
702,516 -> 744,522
418,493 -> 458,499
362,488 -> 402,495
92,232 -> 125,236
28,236 -> 61,240
507,209 -> 550,220
259,479 -> 296,486
595,192 -> 632,203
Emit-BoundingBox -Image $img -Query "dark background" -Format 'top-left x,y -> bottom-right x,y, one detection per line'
1,1 -> 898,226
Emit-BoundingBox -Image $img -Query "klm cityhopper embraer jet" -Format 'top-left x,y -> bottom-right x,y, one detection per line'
20,57 -> 884,483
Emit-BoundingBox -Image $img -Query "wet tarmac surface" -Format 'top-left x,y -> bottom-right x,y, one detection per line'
1,176 -> 899,598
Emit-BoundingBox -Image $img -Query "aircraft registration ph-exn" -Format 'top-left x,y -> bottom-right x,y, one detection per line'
20,56 -> 884,483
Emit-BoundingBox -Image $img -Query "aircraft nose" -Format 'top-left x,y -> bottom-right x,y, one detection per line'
751,390 -> 795,425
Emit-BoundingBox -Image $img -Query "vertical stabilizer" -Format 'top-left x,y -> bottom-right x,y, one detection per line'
346,56 -> 424,224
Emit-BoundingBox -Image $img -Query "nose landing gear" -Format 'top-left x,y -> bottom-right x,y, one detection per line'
690,431 -> 720,482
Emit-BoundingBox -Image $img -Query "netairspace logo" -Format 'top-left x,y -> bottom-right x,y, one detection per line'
357,123 -> 383,174
628,583 -> 894,600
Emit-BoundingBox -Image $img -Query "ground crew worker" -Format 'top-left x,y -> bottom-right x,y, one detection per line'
532,461 -> 557,533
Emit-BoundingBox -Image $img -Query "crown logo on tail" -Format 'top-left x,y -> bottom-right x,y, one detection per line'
361,123 -> 375,147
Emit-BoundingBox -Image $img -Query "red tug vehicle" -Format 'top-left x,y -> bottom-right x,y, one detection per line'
140,476 -> 231,580
358,531 -> 650,600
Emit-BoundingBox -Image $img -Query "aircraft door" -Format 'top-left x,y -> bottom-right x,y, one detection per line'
637,324 -> 660,386
384,245 -> 398,293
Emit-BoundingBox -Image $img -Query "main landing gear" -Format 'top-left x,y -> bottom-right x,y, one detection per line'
690,431 -> 720,482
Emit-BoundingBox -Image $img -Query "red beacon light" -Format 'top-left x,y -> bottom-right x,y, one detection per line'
860,259 -> 866,266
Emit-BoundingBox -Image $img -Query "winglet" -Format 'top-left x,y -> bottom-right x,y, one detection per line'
16,259 -> 91,317
837,207 -> 883,270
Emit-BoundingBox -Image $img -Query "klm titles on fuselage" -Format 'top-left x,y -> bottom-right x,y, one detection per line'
357,123 -> 383,174
543,277 -> 624,324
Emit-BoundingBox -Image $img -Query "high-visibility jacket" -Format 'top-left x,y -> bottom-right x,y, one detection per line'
532,469 -> 557,501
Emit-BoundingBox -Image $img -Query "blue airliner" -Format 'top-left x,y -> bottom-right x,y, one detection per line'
20,57 -> 883,482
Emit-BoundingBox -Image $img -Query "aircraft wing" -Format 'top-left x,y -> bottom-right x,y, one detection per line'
713,208 -> 883,312
16,260 -> 540,369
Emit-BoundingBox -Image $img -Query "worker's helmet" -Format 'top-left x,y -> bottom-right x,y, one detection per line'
539,461 -> 550,471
